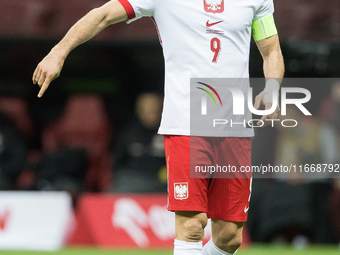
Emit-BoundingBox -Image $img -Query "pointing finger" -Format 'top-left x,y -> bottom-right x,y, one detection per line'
38,78 -> 51,98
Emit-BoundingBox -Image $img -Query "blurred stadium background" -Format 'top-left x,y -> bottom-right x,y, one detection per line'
0,0 -> 340,253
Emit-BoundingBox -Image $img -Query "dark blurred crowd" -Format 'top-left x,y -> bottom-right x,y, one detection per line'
1,82 -> 340,245
0,91 -> 166,195
274,0 -> 340,42
249,81 -> 340,245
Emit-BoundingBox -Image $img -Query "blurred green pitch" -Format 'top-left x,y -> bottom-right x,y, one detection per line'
0,245 -> 339,255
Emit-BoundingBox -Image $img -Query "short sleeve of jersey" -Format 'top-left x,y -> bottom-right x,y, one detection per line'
118,0 -> 159,23
254,0 -> 274,20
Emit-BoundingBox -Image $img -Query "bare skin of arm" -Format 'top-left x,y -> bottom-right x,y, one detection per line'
32,0 -> 127,97
254,34 -> 285,126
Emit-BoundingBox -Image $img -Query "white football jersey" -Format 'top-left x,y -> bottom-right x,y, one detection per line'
118,0 -> 274,137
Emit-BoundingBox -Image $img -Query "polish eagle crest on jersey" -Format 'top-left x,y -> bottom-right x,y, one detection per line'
174,182 -> 188,200
204,0 -> 224,14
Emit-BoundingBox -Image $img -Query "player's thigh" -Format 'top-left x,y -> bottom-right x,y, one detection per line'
207,137 -> 252,222
175,211 -> 208,241
164,135 -> 212,212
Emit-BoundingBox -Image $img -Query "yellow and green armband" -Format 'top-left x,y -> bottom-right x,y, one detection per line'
252,13 -> 278,41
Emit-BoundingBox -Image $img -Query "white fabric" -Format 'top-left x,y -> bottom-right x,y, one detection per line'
202,238 -> 237,255
174,239 -> 203,255
125,0 -> 274,136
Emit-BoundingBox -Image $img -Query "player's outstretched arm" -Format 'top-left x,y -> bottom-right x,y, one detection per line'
32,0 -> 128,97
255,34 -> 285,126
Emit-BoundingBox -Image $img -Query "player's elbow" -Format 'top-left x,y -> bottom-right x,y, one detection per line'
96,1 -> 128,27
263,45 -> 283,62
87,7 -> 110,30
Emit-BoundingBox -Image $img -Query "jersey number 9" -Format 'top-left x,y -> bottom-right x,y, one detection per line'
210,37 -> 221,63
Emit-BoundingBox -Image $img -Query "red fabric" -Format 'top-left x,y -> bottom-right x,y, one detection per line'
118,0 -> 136,20
164,135 -> 252,222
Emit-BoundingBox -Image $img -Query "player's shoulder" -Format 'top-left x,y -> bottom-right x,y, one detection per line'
252,0 -> 274,8
127,0 -> 160,9
253,0 -> 274,19
236,0 -> 274,11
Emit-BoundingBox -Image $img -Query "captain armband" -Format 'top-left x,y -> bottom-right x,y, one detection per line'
252,13 -> 278,41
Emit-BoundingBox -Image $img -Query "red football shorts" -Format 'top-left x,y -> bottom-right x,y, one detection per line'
164,135 -> 252,222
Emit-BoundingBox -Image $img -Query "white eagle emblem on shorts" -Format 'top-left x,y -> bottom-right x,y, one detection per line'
204,0 -> 224,14
174,182 -> 189,200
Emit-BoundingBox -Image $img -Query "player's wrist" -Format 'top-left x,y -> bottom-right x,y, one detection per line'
263,79 -> 280,104
50,45 -> 69,61
264,79 -> 280,92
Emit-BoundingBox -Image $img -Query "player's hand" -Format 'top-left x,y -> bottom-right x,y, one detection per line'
32,49 -> 65,98
254,90 -> 280,127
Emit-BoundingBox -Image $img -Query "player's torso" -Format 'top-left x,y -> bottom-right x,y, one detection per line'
155,0 -> 264,136
155,0 -> 258,41
154,0 -> 261,76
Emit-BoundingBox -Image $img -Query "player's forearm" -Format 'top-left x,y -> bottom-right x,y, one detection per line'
263,48 -> 285,83
50,8 -> 113,60
33,1 -> 127,97
51,0 -> 128,61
